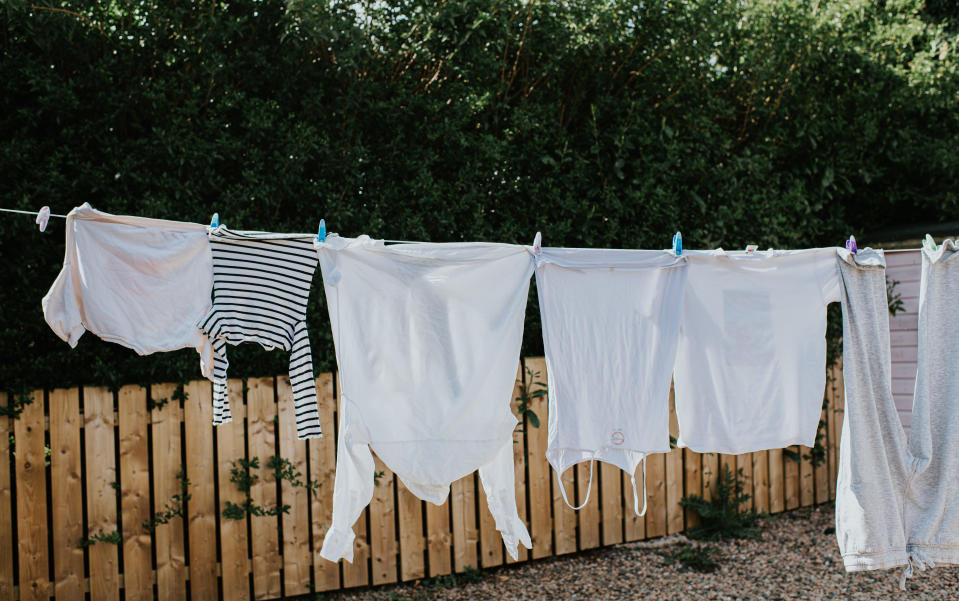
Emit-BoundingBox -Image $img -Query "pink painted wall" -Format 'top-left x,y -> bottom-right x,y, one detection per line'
885,249 -> 920,432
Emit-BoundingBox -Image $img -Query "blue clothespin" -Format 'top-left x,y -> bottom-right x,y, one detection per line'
318,219 -> 327,243
672,232 -> 682,256
845,235 -> 858,255
210,213 -> 219,229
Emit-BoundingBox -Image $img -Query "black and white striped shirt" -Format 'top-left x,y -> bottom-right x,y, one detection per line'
199,228 -> 322,439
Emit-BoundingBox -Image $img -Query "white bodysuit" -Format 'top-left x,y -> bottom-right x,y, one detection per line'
316,235 -> 534,562
42,203 -> 214,372
534,247 -> 687,515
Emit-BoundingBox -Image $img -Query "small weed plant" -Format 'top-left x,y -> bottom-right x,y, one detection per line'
680,464 -> 763,541
657,543 -> 720,572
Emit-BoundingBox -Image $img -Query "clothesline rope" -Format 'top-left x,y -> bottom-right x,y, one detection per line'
0,206 -> 936,252
0,207 -> 68,218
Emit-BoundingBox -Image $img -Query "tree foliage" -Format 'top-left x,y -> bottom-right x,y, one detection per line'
1,1 -> 956,390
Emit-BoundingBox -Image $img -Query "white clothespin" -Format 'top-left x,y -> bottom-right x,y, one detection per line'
923,234 -> 937,252
745,244 -> 759,254
532,231 -> 542,255
35,206 -> 51,232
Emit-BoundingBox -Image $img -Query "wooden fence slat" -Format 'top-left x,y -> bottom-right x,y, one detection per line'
247,377 -> 282,600
507,363 -> 529,564
623,468 -> 646,542
0,394 -> 13,601
15,390 -> 48,601
800,445 -> 815,507
684,449 -> 702,528
768,448 -> 784,514
425,501 -> 452,577
49,388 -> 83,601
478,482 -> 504,568
737,452 -> 753,511
665,450 -> 684,535
151,383 -> 186,601
396,480 -> 425,580
310,374 -> 340,591
784,446 -> 800,510
577,461 -> 601,549
184,380 -> 217,601
276,377 -> 311,597
217,379 -> 251,601
815,406 -> 830,505
522,358 -> 552,559
552,466 -> 578,555
752,451 -> 769,513
719,454 -> 736,504
369,457 -> 397,586
701,452 -> 718,503
451,475 -> 479,571
118,385 -> 152,601
85,387 -> 120,601
644,453 -> 667,538
600,461 -> 623,545
830,361 -> 844,501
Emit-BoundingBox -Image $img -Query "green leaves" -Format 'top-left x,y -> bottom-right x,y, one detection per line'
1,0 -> 957,390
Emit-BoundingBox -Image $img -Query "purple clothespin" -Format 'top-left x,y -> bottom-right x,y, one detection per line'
845,235 -> 858,254
532,232 -> 542,255
35,206 -> 51,232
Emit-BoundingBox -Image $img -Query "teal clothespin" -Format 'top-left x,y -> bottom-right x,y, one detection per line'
672,232 -> 682,256
318,219 -> 327,243
210,213 -> 219,228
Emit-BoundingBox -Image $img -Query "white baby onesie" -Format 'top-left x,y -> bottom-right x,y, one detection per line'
534,247 -> 687,515
42,203 -> 214,372
316,235 -> 533,563
673,247 -> 839,453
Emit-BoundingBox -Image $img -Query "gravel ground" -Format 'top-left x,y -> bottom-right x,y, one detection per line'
318,503 -> 959,601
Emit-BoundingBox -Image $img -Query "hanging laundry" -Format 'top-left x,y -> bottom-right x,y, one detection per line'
316,235 -> 533,563
42,203 -> 214,371
903,238 -> 959,576
533,247 -> 687,516
200,228 -> 322,439
834,247 -> 910,573
672,247 -> 840,453
837,240 -> 959,585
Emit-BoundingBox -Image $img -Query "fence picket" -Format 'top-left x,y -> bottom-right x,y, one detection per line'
369,457 -> 397,586
600,461 -> 623,545
784,446 -> 800,510
644,453 -> 667,538
276,377 -> 311,597
15,389 -> 48,601
184,380 -> 217,601
311,373 -> 340,591
397,480 -> 425,580
522,358 -> 552,559
84,387 -> 120,601
753,451 -> 769,513
49,388 -> 83,601
768,448 -> 784,514
577,461 -> 601,549
478,482 -> 504,568
0,394 -> 13,601
150,383 -> 186,601
118,385 -> 152,601
683,449 -> 702,528
451,475 -> 479,571
216,379 -> 251,601
247,377 -> 282,600
507,363 -> 529,564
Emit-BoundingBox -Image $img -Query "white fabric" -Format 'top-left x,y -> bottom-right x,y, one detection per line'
316,235 -> 534,563
534,247 -> 687,515
673,247 -> 839,453
42,203 -> 214,373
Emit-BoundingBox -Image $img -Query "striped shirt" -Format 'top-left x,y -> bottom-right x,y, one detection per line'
199,228 -> 322,439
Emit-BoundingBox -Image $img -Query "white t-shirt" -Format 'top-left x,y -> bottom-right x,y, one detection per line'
673,247 -> 840,453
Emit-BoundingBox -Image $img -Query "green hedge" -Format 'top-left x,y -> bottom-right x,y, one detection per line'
1,1 -> 956,392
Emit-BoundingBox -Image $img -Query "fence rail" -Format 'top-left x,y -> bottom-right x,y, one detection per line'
0,358 -> 844,601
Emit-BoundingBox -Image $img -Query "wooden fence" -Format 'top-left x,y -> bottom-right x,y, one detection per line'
0,358 -> 844,601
